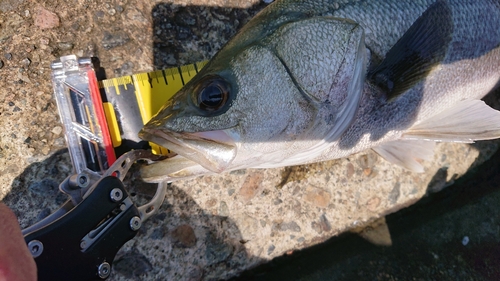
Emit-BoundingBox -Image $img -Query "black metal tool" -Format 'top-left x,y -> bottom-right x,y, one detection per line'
22,150 -> 168,281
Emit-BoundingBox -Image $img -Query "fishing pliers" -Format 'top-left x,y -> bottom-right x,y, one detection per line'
22,150 -> 167,281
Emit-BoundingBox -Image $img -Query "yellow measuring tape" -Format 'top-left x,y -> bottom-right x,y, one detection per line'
98,61 -> 208,155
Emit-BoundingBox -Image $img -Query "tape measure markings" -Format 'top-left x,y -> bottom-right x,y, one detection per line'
112,78 -> 121,96
99,61 -> 207,155
161,69 -> 169,85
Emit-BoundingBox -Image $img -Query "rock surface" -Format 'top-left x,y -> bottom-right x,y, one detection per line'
0,1 -> 499,281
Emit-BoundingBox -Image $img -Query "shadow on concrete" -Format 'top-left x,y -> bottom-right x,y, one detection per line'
3,147 -> 261,279
3,149 -> 72,228
111,173 -> 260,280
152,2 -> 266,69
230,145 -> 500,281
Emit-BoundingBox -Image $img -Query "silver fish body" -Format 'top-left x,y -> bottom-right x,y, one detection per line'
140,0 -> 500,182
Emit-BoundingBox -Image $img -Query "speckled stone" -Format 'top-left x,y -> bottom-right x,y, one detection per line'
1,1 -> 499,281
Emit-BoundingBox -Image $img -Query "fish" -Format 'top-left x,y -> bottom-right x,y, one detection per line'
139,0 -> 500,182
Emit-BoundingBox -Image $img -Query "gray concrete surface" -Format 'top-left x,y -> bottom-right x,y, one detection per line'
1,1 -> 499,280
231,147 -> 500,281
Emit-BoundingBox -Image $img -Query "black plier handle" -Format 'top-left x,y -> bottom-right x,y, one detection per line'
22,150 -> 168,281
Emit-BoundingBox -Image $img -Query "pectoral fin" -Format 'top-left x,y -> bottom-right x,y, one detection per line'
369,0 -> 453,101
403,100 -> 500,142
373,140 -> 435,172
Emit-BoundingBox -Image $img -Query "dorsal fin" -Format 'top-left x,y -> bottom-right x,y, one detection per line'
369,0 -> 453,101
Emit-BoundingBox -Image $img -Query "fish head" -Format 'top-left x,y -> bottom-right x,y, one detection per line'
140,47 -> 309,174
139,62 -> 240,173
140,16 -> 367,176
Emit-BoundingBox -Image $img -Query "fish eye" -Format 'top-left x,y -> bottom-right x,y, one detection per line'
194,76 -> 230,112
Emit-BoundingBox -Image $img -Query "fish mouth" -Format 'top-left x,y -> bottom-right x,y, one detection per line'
139,127 -> 237,173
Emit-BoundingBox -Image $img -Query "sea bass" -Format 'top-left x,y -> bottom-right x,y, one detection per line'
139,0 -> 500,182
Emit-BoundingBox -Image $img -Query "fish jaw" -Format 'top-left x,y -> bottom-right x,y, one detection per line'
140,155 -> 214,182
139,127 -> 238,173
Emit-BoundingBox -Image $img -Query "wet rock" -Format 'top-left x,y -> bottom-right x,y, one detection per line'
171,224 -> 196,247
35,7 -> 60,29
102,31 -> 130,50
